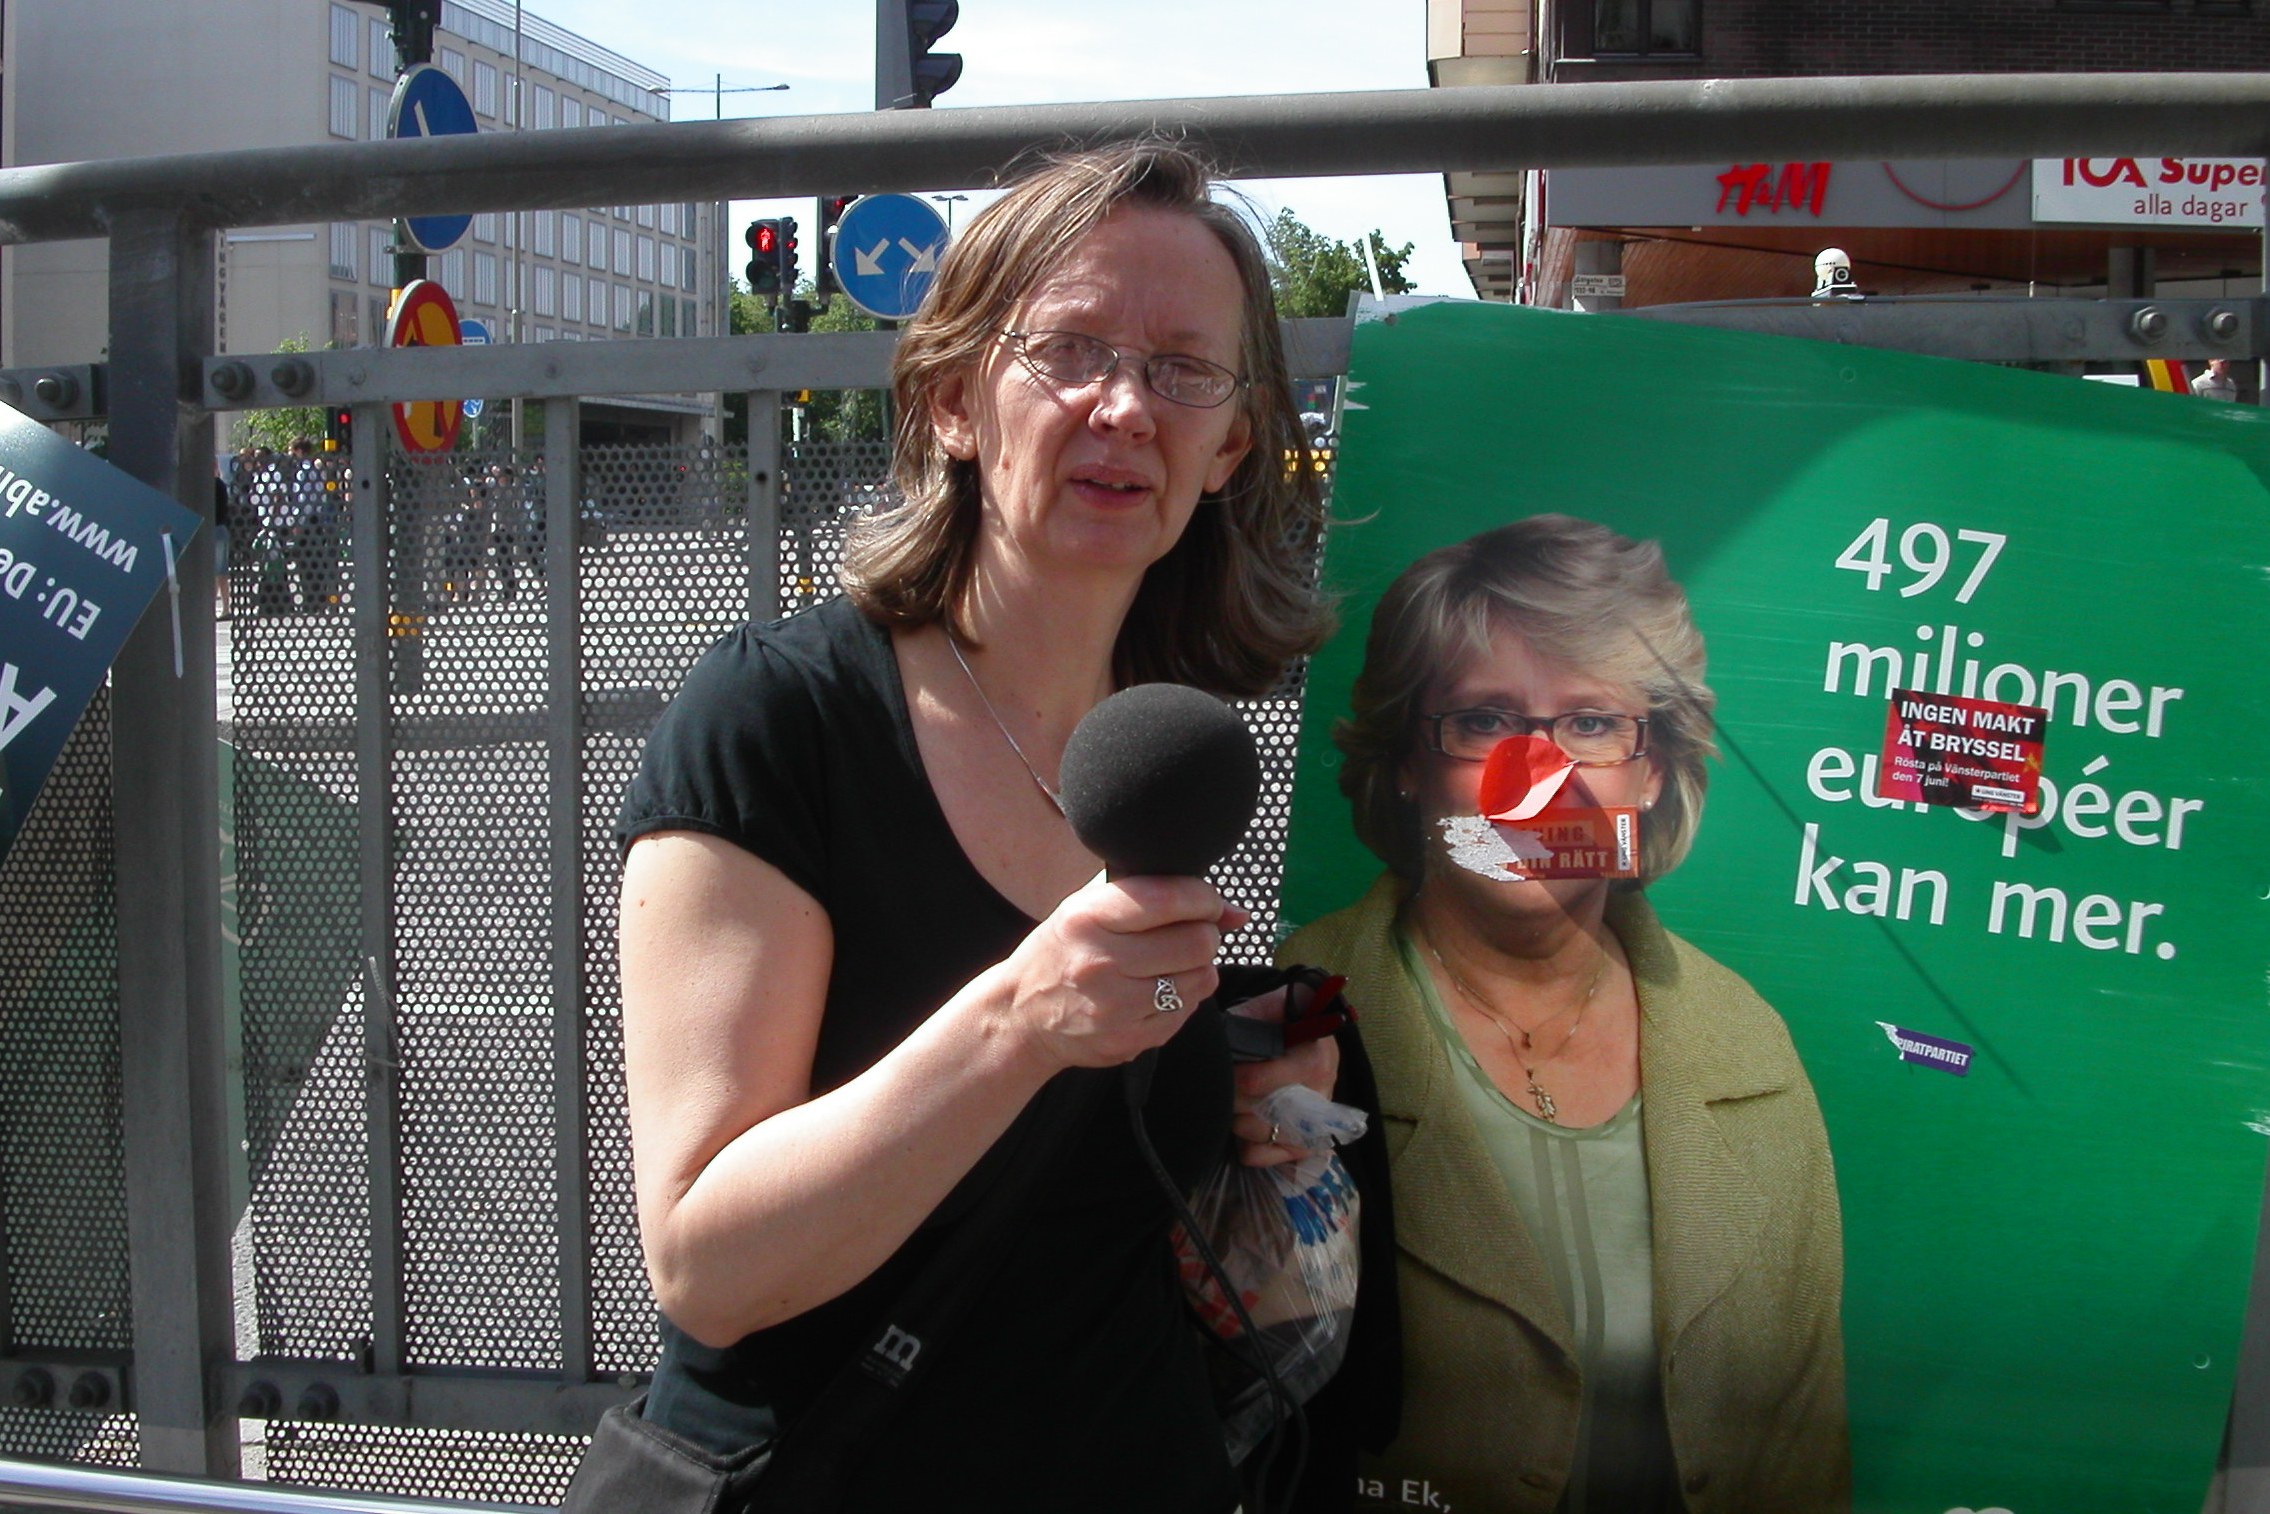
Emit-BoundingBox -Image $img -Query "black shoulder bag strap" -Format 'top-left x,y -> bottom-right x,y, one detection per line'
744,1065 -> 1102,1508
560,1070 -> 1102,1514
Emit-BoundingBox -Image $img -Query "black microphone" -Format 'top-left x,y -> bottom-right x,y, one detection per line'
1058,683 -> 1261,1105
1059,682 -> 1261,879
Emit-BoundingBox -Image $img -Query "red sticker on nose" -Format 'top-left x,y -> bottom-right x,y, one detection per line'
1478,734 -> 1579,822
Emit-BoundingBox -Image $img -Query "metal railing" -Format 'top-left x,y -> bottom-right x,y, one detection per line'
0,1458 -> 523,1513
1,72 -> 2265,240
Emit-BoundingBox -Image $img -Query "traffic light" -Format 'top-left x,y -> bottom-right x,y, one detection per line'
906,2 -> 961,108
778,216 -> 801,298
815,196 -> 856,297
385,0 -> 440,72
745,219 -> 782,295
326,406 -> 353,452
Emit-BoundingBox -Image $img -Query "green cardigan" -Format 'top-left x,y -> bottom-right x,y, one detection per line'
1283,876 -> 1849,1514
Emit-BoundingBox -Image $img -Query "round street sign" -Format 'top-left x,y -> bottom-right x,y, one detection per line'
830,194 -> 951,320
459,319 -> 489,420
386,279 -> 463,453
389,64 -> 477,254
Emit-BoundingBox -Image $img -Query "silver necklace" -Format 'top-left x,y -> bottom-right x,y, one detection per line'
945,629 -> 1066,817
1421,928 -> 1607,1126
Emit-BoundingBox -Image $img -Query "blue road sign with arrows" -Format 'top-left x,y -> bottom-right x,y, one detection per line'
831,194 -> 951,320
389,64 -> 477,254
459,318 -> 489,419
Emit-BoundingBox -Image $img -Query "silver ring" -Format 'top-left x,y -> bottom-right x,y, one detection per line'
1152,976 -> 1185,1015
1268,1122 -> 1282,1146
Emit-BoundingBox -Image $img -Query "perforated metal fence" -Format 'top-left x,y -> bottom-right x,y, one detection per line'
228,454 -> 370,1379
0,352 -> 1335,1505
0,691 -> 138,1465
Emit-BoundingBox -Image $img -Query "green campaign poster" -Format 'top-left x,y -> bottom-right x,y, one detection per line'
1284,300 -> 2270,1512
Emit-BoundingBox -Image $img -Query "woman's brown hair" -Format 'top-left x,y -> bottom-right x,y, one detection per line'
839,138 -> 1331,697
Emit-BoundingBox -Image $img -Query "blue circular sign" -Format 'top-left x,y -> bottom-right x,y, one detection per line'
830,195 -> 952,320
459,319 -> 490,418
389,64 -> 478,254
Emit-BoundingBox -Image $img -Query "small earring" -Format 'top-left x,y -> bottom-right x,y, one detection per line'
1642,799 -> 1656,812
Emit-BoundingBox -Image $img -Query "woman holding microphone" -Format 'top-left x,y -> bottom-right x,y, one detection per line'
608,141 -> 1339,1512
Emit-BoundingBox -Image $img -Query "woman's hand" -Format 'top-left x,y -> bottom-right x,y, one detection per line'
1227,981 -> 1342,1169
993,872 -> 1248,1073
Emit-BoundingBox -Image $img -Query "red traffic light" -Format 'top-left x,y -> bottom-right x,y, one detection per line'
748,221 -> 779,256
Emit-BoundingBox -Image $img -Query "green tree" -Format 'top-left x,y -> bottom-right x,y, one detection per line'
797,291 -> 887,446
723,279 -> 890,447
229,335 -> 325,453
1263,210 -> 1416,318
728,282 -> 770,339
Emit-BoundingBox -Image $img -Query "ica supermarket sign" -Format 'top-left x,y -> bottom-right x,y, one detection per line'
2033,156 -> 2266,229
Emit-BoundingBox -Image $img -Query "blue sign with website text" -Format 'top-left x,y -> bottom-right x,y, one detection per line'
0,404 -> 203,860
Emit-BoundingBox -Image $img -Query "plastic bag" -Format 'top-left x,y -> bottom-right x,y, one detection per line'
1176,1078 -> 1368,1461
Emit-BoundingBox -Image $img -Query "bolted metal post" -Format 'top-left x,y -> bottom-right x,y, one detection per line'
350,402 -> 409,1386
104,207 -> 238,1478
744,392 -> 783,623
542,402 -> 592,1382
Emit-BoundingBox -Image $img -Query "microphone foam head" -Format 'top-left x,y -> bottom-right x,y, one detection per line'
1059,684 -> 1261,878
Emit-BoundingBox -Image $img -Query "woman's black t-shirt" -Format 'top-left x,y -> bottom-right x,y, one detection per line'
615,598 -> 1239,1513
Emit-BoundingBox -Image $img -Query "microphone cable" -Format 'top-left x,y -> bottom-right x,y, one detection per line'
1056,684 -> 1306,1506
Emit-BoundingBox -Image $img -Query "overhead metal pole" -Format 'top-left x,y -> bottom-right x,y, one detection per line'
1,74 -> 2265,244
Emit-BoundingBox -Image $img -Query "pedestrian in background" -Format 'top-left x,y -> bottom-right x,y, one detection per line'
284,437 -> 334,610
2191,357 -> 2239,402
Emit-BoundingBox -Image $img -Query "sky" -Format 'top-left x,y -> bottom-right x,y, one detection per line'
523,0 -> 1473,296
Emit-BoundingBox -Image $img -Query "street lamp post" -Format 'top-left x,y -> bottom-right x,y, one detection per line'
931,192 -> 968,231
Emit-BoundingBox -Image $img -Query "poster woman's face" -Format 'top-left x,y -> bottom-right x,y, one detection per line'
1402,625 -> 1663,905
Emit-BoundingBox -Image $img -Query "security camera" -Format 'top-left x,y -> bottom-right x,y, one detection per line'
1812,247 -> 1861,300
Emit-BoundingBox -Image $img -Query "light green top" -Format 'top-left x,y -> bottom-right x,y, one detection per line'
1398,928 -> 1680,1514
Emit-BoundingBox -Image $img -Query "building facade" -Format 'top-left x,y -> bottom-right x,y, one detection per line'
0,0 -> 726,444
1426,0 -> 2270,317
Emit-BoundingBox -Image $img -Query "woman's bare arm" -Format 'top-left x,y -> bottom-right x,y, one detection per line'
620,830 -> 1234,1348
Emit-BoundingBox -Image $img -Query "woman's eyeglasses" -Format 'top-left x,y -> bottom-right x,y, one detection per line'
1424,708 -> 1651,766
1002,329 -> 1246,409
